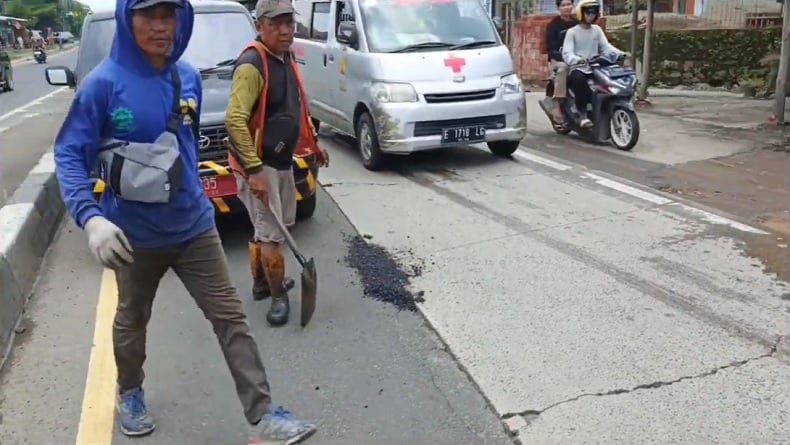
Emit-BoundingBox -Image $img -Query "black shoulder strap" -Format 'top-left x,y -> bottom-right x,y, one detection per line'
167,67 -> 199,139
167,67 -> 182,134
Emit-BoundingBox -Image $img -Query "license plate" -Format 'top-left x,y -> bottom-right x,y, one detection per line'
441,125 -> 486,144
202,175 -> 237,198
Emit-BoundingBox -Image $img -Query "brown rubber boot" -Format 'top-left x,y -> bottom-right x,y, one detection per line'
249,241 -> 269,301
250,240 -> 295,301
262,249 -> 290,327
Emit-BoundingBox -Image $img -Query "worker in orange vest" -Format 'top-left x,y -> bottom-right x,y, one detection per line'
225,0 -> 327,329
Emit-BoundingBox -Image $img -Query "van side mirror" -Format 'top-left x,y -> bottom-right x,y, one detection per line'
45,66 -> 77,88
492,16 -> 504,31
336,22 -> 358,47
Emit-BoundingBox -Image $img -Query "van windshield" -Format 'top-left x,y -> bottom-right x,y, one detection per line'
76,11 -> 255,82
358,0 -> 499,53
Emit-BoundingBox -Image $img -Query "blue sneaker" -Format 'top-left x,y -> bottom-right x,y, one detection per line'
248,406 -> 316,445
117,387 -> 156,436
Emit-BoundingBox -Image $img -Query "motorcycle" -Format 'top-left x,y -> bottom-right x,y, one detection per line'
34,49 -> 46,64
539,53 -> 640,151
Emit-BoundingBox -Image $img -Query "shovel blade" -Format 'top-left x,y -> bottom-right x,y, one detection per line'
299,257 -> 317,327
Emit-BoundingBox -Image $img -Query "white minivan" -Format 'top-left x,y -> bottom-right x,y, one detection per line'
292,0 -> 527,170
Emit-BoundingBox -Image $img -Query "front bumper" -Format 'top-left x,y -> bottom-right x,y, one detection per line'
372,91 -> 527,154
92,156 -> 319,215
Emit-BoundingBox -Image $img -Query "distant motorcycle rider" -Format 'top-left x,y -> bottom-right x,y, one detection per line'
561,0 -> 626,128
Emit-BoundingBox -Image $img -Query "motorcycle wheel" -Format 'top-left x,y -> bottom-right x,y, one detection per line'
609,107 -> 639,151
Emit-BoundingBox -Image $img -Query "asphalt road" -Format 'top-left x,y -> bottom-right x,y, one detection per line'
0,49 -> 78,117
0,186 -> 512,444
0,91 -> 72,205
0,50 -> 77,205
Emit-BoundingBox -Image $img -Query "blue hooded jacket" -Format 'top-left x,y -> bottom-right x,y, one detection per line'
54,0 -> 214,249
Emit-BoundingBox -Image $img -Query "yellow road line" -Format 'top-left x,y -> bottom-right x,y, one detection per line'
75,268 -> 118,445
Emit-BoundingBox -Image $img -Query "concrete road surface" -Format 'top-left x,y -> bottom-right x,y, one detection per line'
316,131 -> 790,444
0,187 -> 511,445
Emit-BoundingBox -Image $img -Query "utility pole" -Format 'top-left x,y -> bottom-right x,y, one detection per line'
774,1 -> 789,123
629,0 -> 639,70
637,0 -> 654,102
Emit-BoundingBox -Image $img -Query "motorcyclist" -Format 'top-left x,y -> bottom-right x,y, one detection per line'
33,40 -> 46,56
561,0 -> 626,128
544,0 -> 577,123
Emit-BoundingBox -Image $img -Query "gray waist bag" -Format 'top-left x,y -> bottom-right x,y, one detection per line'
95,68 -> 194,204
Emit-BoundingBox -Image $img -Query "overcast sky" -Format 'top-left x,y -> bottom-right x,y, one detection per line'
80,0 -> 116,13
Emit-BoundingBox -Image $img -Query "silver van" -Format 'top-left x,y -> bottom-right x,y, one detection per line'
292,0 -> 527,170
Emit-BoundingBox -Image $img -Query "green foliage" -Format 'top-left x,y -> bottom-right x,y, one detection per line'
3,0 -> 87,31
4,0 -> 33,22
609,28 -> 782,88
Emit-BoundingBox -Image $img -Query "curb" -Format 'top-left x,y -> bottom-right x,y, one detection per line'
0,152 -> 65,367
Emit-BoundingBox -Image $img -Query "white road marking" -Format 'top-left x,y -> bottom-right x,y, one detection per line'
23,113 -> 40,119
582,172 -> 768,234
0,127 -> 8,134
513,150 -> 573,171
583,172 -> 673,205
513,149 -> 769,235
668,202 -> 769,235
0,87 -> 67,124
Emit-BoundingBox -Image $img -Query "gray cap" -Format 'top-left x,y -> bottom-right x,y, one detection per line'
255,0 -> 296,19
131,0 -> 184,10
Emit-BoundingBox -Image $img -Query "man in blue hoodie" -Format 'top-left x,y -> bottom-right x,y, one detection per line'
53,0 -> 316,443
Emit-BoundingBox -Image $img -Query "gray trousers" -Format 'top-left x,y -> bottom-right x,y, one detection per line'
113,228 -> 271,423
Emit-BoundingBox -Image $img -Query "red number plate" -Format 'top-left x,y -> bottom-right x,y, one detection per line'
202,175 -> 237,198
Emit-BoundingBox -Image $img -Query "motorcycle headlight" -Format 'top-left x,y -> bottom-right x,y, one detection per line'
371,82 -> 418,103
500,73 -> 523,95
607,78 -> 628,95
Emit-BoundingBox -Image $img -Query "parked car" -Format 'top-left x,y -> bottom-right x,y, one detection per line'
52,31 -> 75,43
0,49 -> 13,92
292,0 -> 526,171
43,0 -> 320,219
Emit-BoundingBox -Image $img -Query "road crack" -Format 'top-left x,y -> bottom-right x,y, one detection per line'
502,336 -> 783,428
322,181 -> 400,187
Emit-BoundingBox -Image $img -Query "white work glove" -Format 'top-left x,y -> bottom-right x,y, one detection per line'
84,216 -> 134,269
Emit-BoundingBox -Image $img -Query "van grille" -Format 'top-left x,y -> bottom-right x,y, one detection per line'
413,115 -> 506,137
198,125 -> 229,161
423,89 -> 496,103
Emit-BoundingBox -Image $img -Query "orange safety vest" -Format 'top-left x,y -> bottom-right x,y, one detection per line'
227,40 -> 320,177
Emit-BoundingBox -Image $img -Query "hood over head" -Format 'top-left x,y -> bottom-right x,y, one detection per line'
110,0 -> 194,76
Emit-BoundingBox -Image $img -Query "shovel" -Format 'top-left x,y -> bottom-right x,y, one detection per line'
270,209 -> 317,327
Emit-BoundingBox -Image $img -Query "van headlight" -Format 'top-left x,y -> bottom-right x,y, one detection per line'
500,73 -> 522,95
371,82 -> 418,103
